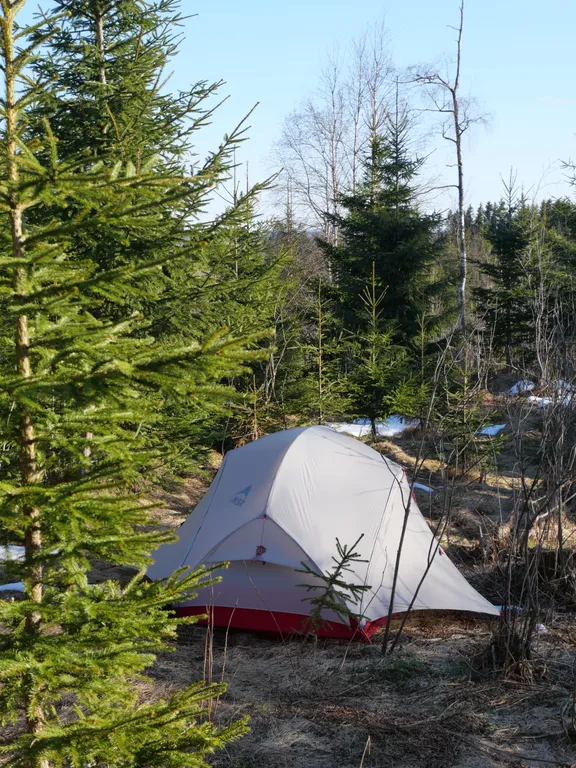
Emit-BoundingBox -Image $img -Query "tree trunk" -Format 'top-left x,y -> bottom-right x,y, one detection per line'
95,9 -> 107,85
505,312 -> 513,369
453,1 -> 467,333
2,5 -> 47,764
454,91 -> 467,332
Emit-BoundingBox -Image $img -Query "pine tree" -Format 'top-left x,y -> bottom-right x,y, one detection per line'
540,199 -> 576,336
32,0 -> 204,166
248,217 -> 348,431
320,102 -> 452,345
0,2 -> 257,764
302,279 -> 351,424
179,204 -> 293,447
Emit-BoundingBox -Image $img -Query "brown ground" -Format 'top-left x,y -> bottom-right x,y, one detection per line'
136,402 -> 576,768
147,611 -> 576,768
3,397 -> 576,767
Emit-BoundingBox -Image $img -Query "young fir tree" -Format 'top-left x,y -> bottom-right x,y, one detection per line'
320,101 -> 451,345
32,0 -> 203,166
298,279 -> 350,424
28,0 -> 276,469
539,198 -> 576,337
28,0 -> 208,307
474,190 -> 534,366
169,201 -> 291,450
0,2 -> 259,764
253,209 -> 347,430
345,263 -> 406,440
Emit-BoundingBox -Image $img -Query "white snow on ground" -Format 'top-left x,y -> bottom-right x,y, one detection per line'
528,392 -> 575,408
327,416 -> 418,438
554,380 -> 576,394
0,545 -> 24,561
527,395 -> 552,408
507,379 -> 576,408
477,424 -> 507,437
509,380 -> 535,395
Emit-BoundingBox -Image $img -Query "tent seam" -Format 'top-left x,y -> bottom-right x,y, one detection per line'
180,427 -> 308,570
179,454 -> 230,568
260,428 -> 330,578
358,459 -> 405,615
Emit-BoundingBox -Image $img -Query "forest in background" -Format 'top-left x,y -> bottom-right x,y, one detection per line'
1,1 -> 576,766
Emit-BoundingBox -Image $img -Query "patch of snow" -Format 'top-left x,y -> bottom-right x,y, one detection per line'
377,416 -> 419,436
0,582 -> 24,592
527,395 -> 552,408
518,380 -> 576,409
527,394 -> 573,408
328,415 -> 418,438
0,545 -> 25,562
554,380 -> 576,394
414,482 -> 434,493
327,423 -> 369,437
509,380 -> 535,395
477,424 -> 506,437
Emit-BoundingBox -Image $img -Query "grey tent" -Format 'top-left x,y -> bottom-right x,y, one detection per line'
148,426 -> 499,638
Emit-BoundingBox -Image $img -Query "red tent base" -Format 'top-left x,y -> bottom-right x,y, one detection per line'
176,605 -> 386,641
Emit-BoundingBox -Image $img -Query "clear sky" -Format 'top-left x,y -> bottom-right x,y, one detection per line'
18,0 -> 576,213
171,0 -> 576,212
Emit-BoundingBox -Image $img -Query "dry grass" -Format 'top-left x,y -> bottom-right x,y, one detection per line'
135,408 -> 576,767
143,612 -> 576,768
4,399 -> 576,767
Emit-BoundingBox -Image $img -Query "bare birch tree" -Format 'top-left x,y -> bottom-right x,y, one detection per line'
274,22 -> 394,243
347,20 -> 394,187
412,1 -> 484,332
275,54 -> 346,243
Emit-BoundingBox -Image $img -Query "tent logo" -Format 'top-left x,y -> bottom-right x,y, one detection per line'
231,485 -> 252,507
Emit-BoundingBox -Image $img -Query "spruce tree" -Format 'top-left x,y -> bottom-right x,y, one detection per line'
540,199 -> 576,336
252,222 -> 346,430
296,279 -> 351,424
29,0 -> 265,319
27,0 -> 275,469
31,0 -> 204,166
167,203 -> 291,450
474,193 -> 533,366
345,264 -> 406,440
321,104 -> 451,345
0,1 -> 256,764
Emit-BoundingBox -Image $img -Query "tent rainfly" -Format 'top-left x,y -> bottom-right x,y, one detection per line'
148,426 -> 499,639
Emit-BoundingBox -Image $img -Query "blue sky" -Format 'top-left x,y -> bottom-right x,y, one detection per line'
19,0 -> 576,212
172,0 -> 576,212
